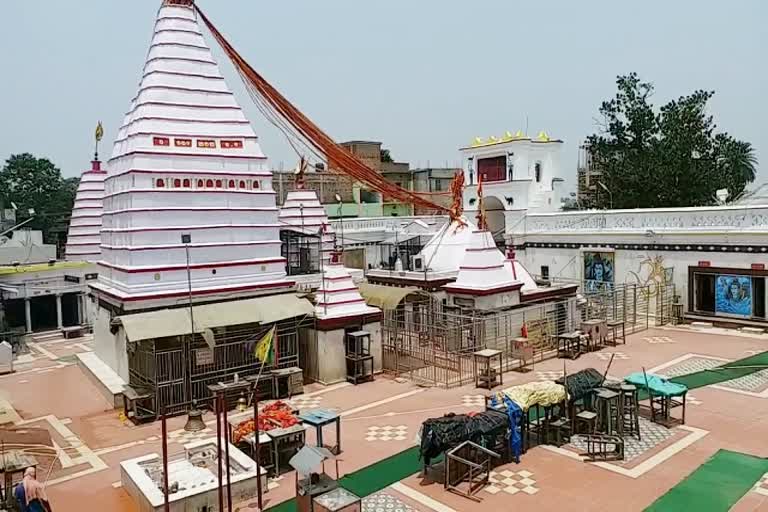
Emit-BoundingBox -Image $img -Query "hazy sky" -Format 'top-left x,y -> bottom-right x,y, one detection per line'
1,0 -> 765,192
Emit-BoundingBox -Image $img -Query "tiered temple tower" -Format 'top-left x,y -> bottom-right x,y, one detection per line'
65,158 -> 106,262
90,0 -> 291,311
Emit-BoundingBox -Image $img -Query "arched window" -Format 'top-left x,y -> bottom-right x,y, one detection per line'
228,180 -> 235,188
206,179 -> 214,188
156,178 -> 165,188
215,179 -> 223,188
174,178 -> 181,188
534,162 -> 542,183
183,179 -> 191,188
253,180 -> 260,189
197,179 -> 204,188
239,180 -> 246,189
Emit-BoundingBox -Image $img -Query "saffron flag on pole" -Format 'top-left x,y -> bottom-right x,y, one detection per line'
253,326 -> 275,364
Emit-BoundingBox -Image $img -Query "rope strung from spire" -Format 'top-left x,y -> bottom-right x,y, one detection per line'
194,5 -> 460,220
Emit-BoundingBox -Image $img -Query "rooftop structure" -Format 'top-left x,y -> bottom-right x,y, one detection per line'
278,187 -> 336,272
315,252 -> 380,324
90,1 -> 290,310
64,158 -> 106,262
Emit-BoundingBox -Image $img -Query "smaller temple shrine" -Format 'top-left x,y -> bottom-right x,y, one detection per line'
65,156 -> 106,262
307,251 -> 382,384
277,159 -> 336,277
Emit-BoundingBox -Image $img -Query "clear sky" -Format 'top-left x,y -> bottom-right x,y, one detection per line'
1,0 -> 765,193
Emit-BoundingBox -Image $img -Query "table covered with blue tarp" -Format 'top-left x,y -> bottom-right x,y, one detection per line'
624,372 -> 688,397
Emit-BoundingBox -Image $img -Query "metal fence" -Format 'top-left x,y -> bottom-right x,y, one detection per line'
382,279 -> 675,388
127,315 -> 312,416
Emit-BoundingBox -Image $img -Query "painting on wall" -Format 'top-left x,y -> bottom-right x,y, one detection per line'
715,275 -> 752,317
584,251 -> 614,292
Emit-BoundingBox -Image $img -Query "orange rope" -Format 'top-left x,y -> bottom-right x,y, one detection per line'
194,5 -> 459,220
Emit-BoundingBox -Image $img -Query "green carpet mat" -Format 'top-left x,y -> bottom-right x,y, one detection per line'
266,447 -> 424,512
645,449 -> 768,512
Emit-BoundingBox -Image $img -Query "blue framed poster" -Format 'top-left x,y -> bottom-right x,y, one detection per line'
583,251 -> 614,293
715,275 -> 752,317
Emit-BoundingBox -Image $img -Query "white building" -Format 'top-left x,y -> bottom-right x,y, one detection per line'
65,158 -> 106,262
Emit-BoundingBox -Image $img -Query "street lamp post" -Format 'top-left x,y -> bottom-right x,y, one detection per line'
182,234 -> 194,404
598,182 -> 613,210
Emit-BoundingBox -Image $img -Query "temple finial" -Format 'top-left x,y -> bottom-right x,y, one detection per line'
94,121 -> 104,162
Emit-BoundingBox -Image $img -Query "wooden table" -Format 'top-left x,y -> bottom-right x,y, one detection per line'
267,423 -> 307,475
509,337 -> 534,371
557,332 -> 582,359
473,349 -> 503,389
581,319 -> 608,350
299,408 -> 342,455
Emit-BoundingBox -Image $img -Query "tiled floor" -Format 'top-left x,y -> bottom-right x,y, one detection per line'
288,395 -> 324,409
484,469 -> 539,495
166,427 -> 215,445
752,473 -> 768,497
461,395 -> 487,408
596,351 -> 630,360
569,417 -> 675,463
363,492 -> 418,512
643,336 -> 675,344
659,356 -> 768,393
536,371 -> 564,381
365,425 -> 409,442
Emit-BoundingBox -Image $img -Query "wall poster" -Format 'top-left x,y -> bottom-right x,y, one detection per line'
583,251 -> 614,293
715,275 -> 752,317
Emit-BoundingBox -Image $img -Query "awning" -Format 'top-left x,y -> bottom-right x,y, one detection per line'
357,283 -> 426,310
118,293 -> 315,342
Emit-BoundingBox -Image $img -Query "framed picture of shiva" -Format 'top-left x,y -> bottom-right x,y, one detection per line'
584,251 -> 615,293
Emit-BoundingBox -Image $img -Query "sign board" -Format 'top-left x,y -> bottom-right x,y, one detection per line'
698,261 -> 711,267
195,348 -> 214,366
85,273 -> 98,281
751,263 -> 765,271
64,275 -> 81,284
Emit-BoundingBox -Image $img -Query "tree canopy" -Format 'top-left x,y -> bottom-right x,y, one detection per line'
586,73 -> 758,209
0,153 -> 78,248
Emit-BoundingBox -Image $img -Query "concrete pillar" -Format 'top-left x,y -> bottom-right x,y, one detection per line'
24,298 -> 32,333
77,294 -> 84,325
55,294 -> 63,329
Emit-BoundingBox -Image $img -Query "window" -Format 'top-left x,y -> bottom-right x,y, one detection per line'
477,156 -> 506,182
215,179 -> 222,188
183,179 -> 191,187
239,180 -> 246,189
156,178 -> 165,188
174,178 -> 181,188
253,181 -> 260,189
197,179 -> 204,188
541,265 -> 550,280
434,179 -> 443,192
228,180 -> 235,188
535,162 -> 542,183
206,179 -> 214,188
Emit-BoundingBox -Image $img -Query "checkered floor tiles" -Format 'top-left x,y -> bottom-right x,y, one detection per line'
659,356 -> 768,393
596,352 -> 630,361
166,427 -> 214,445
643,336 -> 676,344
287,395 -> 323,409
362,492 -> 417,512
461,395 -> 487,408
365,425 -> 409,442
536,371 -> 564,381
752,473 -> 768,496
484,469 -> 539,495
569,417 -> 675,463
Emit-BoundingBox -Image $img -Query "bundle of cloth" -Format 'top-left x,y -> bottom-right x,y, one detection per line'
419,410 -> 508,465
493,381 -> 567,412
555,368 -> 604,403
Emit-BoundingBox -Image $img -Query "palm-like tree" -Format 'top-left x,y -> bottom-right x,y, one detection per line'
720,139 -> 758,183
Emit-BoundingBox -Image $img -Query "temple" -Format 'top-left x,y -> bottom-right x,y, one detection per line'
89,0 -> 291,310
64,157 -> 106,262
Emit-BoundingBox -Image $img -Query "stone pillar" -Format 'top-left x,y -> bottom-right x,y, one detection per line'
24,298 -> 32,333
55,294 -> 63,329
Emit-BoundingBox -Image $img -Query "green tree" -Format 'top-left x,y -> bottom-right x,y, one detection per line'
0,153 -> 78,246
586,73 -> 758,209
380,149 -> 393,163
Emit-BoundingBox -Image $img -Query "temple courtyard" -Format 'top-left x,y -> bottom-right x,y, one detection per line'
0,325 -> 765,511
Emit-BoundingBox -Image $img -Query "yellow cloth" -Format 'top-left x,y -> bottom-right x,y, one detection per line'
495,381 -> 566,411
